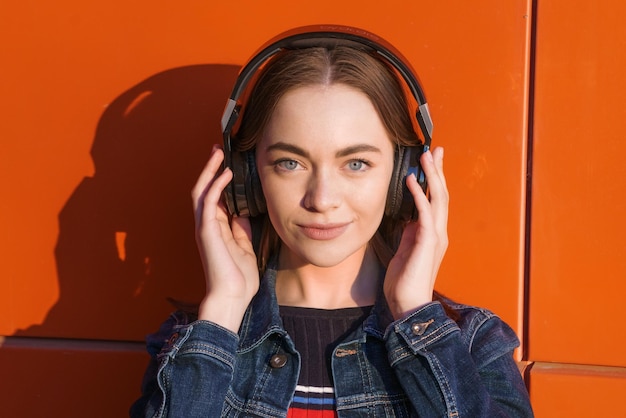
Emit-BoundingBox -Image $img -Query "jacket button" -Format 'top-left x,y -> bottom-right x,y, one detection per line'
269,353 -> 288,368
168,332 -> 179,345
411,319 -> 434,336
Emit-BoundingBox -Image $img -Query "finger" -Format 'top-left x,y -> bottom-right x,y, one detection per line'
407,159 -> 449,266
406,172 -> 434,228
202,167 -> 233,222
231,216 -> 254,253
421,148 -> 446,194
420,148 -> 449,224
192,146 -> 225,210
431,146 -> 447,189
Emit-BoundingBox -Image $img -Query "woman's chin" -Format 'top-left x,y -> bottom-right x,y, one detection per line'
280,243 -> 368,270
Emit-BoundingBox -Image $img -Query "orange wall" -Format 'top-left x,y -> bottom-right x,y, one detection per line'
527,1 -> 626,415
1,0 -> 623,416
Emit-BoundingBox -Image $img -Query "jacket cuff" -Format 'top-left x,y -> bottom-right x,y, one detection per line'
385,302 -> 459,355
159,320 -> 240,369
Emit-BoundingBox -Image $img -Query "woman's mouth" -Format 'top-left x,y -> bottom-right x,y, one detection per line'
297,223 -> 350,240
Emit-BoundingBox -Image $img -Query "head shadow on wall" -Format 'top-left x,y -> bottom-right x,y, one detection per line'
16,64 -> 241,341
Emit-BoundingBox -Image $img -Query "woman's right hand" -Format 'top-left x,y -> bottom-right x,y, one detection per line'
191,145 -> 260,332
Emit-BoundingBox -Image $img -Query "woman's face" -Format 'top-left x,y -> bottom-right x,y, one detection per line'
256,83 -> 395,269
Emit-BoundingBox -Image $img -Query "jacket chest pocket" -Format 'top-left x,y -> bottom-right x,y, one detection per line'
332,342 -> 416,417
223,345 -> 299,417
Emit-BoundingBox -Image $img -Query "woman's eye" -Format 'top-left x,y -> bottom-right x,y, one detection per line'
276,159 -> 299,171
347,160 -> 367,171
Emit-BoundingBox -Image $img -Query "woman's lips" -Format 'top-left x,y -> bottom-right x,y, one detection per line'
297,223 -> 350,240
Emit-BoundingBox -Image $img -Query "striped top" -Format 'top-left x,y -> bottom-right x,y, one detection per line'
280,305 -> 372,418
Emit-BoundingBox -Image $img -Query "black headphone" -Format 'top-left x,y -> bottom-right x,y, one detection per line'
221,24 -> 433,220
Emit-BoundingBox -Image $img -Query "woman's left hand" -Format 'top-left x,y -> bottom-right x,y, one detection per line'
383,146 -> 449,320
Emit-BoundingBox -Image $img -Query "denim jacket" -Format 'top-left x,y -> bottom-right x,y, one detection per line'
131,265 -> 533,417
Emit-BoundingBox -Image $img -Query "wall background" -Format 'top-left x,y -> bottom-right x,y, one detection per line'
0,1 -> 624,416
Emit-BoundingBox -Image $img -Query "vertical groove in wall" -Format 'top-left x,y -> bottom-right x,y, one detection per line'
522,0 -> 539,362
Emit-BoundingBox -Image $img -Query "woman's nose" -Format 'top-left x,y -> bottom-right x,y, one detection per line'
302,170 -> 341,212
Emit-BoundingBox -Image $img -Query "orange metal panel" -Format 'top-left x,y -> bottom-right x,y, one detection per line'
0,337 -> 148,417
529,0 -> 626,367
1,0 -> 531,352
529,362 -> 626,418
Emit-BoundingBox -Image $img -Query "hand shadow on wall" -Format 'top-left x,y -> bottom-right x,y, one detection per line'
15,64 -> 241,341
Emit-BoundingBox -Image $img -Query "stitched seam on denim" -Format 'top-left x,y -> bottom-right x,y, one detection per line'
388,325 -> 458,366
155,324 -> 191,359
423,352 -> 459,417
335,392 -> 408,409
237,327 -> 285,353
408,322 -> 457,348
356,343 -> 375,407
155,355 -> 171,418
250,340 -> 280,404
470,316 -> 519,369
410,323 -> 458,346
177,343 -> 236,369
467,317 -> 491,353
467,313 -> 494,353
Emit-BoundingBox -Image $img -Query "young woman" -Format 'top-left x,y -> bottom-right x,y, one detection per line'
131,26 -> 533,417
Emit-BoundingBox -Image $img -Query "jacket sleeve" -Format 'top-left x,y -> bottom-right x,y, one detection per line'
129,312 -> 240,418
385,302 -> 534,417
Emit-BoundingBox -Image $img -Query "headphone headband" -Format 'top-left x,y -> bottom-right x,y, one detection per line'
221,24 -> 433,148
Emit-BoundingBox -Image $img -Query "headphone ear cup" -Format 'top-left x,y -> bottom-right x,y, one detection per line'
386,145 -> 425,221
399,145 -> 424,221
225,149 -> 248,217
386,146 -> 408,218
244,150 -> 266,217
223,140 -> 266,217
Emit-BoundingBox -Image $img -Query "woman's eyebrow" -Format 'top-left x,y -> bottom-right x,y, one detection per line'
265,142 -> 382,158
335,144 -> 382,158
265,142 -> 310,158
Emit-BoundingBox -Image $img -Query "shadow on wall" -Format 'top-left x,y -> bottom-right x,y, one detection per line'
15,64 -> 241,342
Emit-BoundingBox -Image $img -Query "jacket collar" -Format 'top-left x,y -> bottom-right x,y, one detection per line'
237,262 -> 286,352
237,258 -> 394,351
